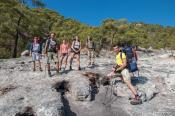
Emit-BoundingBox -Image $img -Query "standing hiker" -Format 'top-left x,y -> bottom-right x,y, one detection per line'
30,37 -> 42,72
44,33 -> 59,77
69,36 -> 81,70
59,39 -> 69,70
107,45 -> 141,102
86,36 -> 95,67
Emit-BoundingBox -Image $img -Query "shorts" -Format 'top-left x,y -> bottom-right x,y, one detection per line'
47,52 -> 58,64
71,48 -> 80,54
60,53 -> 68,62
32,52 -> 41,61
121,68 -> 131,83
61,53 -> 68,57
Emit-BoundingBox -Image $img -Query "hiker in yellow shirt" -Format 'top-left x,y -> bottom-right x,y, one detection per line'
107,45 -> 141,101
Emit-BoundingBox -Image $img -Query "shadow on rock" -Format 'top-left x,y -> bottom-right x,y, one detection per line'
131,76 -> 148,86
53,80 -> 77,116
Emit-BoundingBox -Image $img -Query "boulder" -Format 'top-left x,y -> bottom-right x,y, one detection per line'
69,74 -> 90,101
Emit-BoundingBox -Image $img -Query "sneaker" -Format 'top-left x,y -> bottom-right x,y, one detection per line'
130,98 -> 142,105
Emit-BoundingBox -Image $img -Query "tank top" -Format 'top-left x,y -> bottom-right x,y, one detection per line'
60,44 -> 69,54
73,41 -> 80,49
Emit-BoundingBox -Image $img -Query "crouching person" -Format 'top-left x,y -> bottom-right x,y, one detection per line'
30,37 -> 42,72
107,45 -> 141,102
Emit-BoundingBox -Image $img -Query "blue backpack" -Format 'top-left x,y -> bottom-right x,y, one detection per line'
121,46 -> 138,72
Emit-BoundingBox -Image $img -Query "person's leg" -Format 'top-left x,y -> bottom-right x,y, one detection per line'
54,53 -> 59,73
64,54 -> 68,69
121,69 -> 138,98
59,54 -> 64,69
76,53 -> 81,70
47,52 -> 51,76
32,53 -> 36,71
69,52 -> 75,70
91,50 -> 95,65
38,60 -> 42,71
88,49 -> 91,66
33,61 -> 36,71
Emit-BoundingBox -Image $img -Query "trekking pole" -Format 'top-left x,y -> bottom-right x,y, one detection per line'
102,84 -> 110,105
138,69 -> 140,77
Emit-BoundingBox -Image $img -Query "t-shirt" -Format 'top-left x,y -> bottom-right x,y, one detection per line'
116,52 -> 126,66
60,44 -> 69,54
31,43 -> 40,53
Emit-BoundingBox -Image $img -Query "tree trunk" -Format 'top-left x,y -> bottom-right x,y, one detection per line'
13,16 -> 21,58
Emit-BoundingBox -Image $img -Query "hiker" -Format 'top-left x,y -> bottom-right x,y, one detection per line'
86,36 -> 95,67
21,40 -> 32,56
107,45 -> 141,101
59,39 -> 69,70
69,36 -> 81,70
44,33 -> 59,77
30,37 -> 42,71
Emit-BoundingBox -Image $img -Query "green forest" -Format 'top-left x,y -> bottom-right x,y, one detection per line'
0,0 -> 175,59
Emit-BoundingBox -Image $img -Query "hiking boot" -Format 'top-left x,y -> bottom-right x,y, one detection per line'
39,67 -> 43,72
78,67 -> 81,70
69,66 -> 72,70
129,92 -> 142,100
48,71 -> 51,77
130,98 -> 142,105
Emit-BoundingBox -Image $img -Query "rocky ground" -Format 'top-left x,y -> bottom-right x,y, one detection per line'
0,50 -> 175,116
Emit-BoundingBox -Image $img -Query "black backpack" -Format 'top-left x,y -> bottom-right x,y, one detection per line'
46,39 -> 57,53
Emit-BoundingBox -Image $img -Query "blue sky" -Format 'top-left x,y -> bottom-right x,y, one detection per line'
42,0 -> 175,26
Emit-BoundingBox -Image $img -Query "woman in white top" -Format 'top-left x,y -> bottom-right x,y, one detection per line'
69,36 -> 81,70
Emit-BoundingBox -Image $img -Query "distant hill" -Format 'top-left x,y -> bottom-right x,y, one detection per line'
0,0 -> 175,58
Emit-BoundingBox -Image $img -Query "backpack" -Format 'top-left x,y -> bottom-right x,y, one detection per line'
46,39 -> 57,53
121,46 -> 138,72
31,43 -> 41,53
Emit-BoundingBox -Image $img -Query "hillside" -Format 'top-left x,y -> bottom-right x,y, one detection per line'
0,51 -> 175,116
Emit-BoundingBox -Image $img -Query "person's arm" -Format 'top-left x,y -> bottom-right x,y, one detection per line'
71,41 -> 76,52
115,58 -> 127,72
78,42 -> 81,52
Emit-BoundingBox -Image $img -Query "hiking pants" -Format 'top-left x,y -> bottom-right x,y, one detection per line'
47,52 -> 59,64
